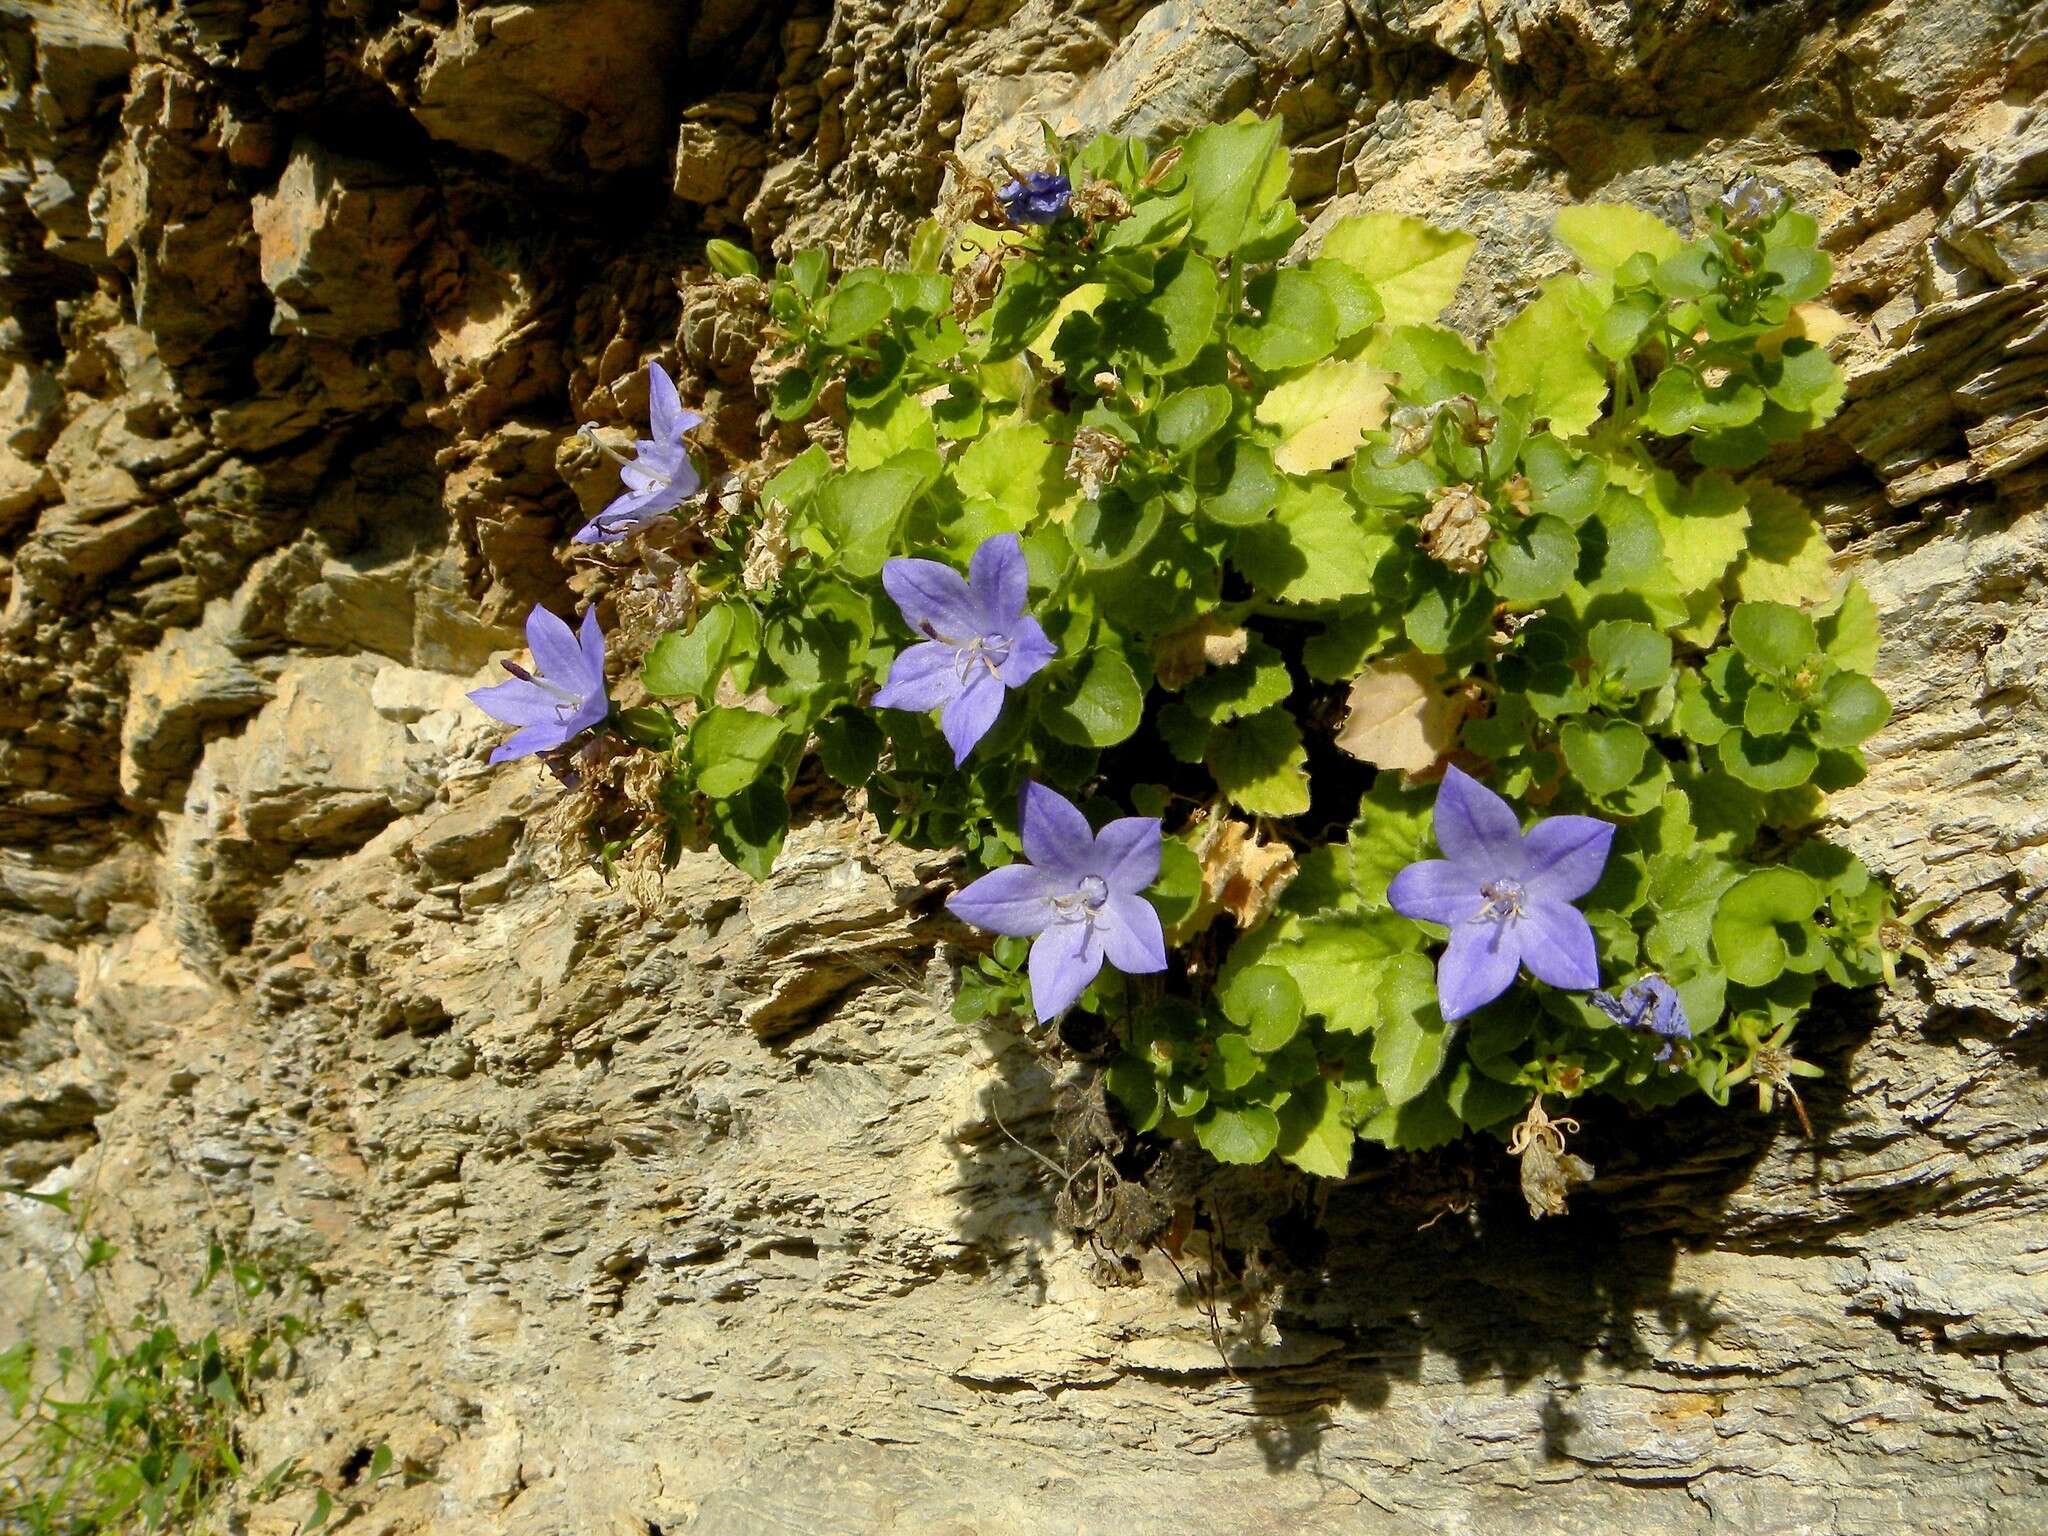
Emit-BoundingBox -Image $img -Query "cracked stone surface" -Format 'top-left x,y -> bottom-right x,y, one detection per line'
2,0 -> 2047,1531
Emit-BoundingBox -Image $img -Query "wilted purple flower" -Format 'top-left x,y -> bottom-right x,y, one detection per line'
948,782 -> 1168,1022
999,171 -> 1072,227
1591,976 -> 1691,1061
872,532 -> 1057,766
574,361 -> 705,543
467,605 -> 610,763
1387,766 -> 1614,1022
1719,174 -> 1786,232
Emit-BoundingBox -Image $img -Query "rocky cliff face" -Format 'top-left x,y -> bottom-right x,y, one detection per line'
3,2 -> 2046,1531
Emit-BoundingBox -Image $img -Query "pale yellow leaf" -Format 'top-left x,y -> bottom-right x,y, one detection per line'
1334,652 -> 1464,774
1253,357 -> 1391,474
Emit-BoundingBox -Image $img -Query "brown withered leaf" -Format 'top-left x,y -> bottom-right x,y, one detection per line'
1189,814 -> 1298,933
1519,1142 -> 1596,1220
1334,652 -> 1465,775
1153,618 -> 1250,691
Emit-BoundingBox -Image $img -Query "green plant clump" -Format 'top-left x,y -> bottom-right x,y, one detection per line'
560,119 -> 1904,1182
0,1192 -> 392,1534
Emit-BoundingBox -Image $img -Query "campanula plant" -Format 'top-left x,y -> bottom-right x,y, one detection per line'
475,113 -> 1907,1195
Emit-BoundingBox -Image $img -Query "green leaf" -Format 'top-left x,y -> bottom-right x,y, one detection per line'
771,366 -> 822,421
1588,619 -> 1672,694
706,238 -> 759,278
1194,1102 -> 1281,1164
1813,671 -> 1890,746
811,455 -> 932,577
762,444 -> 831,512
1318,213 -> 1476,325
1231,268 -> 1340,372
1560,717 -> 1650,796
1819,581 -> 1880,674
706,778 -> 789,880
1716,728 -> 1820,792
1207,708 -> 1311,815
788,248 -> 831,301
1200,439 -> 1284,526
644,603 -> 751,701
1276,1079 -> 1354,1178
1714,866 -> 1824,987
1349,775 -> 1435,907
1145,250 -> 1222,371
816,710 -> 886,785
1107,1055 -> 1164,1134
1180,117 -> 1289,257
1553,204 -> 1683,272
1444,1060 -> 1531,1131
1218,964 -> 1305,1052
1729,600 -> 1819,674
1489,277 -> 1608,436
1040,646 -> 1143,747
1743,683 -> 1801,736
1182,640 -> 1290,723
1232,480 -> 1383,604
1154,384 -> 1232,457
1147,837 -> 1203,929
1730,479 -> 1836,609
690,708 -> 786,798
953,421 -> 1068,537
1301,257 -> 1383,339
823,275 -> 894,344
368,1442 -> 396,1479
1369,953 -> 1448,1106
1488,513 -> 1579,603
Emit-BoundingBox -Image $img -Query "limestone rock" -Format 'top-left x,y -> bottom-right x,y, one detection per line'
0,0 -> 2045,1531
251,140 -> 436,340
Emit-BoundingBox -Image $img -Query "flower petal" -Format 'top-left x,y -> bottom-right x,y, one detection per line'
1520,814 -> 1615,902
488,721 -> 574,762
1027,918 -> 1104,1022
1432,765 -> 1526,873
996,616 -> 1057,687
574,606 -> 608,698
1387,859 -> 1483,926
525,606 -> 584,685
647,361 -> 683,442
1019,781 -> 1095,880
882,557 -> 978,639
947,863 -> 1061,937
1435,919 -> 1522,1022
968,532 -> 1028,623
1517,902 -> 1601,992
872,641 -> 962,714
467,678 -> 561,728
1098,893 -> 1167,975
939,667 -> 1006,765
1091,817 -> 1160,895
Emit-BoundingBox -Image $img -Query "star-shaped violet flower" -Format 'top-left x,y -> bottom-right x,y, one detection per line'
1591,975 -> 1691,1061
1387,766 -> 1615,1022
872,532 -> 1056,766
999,171 -> 1072,226
947,782 -> 1168,1022
573,361 -> 705,544
467,604 -> 610,763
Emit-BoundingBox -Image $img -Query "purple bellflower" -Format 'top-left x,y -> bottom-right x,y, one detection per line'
467,604 -> 610,764
1591,976 -> 1691,1061
999,171 -> 1072,226
872,532 -> 1057,766
574,361 -> 705,544
948,782 -> 1169,1022
1387,766 -> 1615,1022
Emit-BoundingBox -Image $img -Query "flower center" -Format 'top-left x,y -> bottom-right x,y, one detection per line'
1473,878 -> 1526,924
1050,874 -> 1110,922
951,631 -> 1012,681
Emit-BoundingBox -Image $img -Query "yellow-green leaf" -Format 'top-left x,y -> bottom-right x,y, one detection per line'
1317,212 -> 1475,326
1554,204 -> 1683,273
1253,357 -> 1392,474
